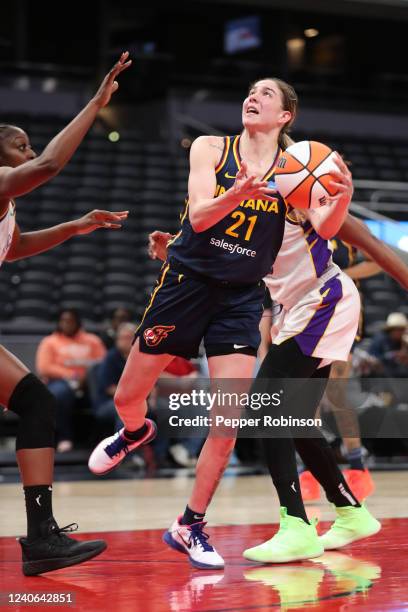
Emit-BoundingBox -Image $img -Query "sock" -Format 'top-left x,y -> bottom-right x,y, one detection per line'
295,436 -> 361,508
24,485 -> 53,540
124,423 -> 147,442
180,505 -> 205,525
346,447 -> 364,471
262,438 -> 309,524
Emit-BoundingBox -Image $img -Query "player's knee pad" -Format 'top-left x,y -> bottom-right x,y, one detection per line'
8,373 -> 56,450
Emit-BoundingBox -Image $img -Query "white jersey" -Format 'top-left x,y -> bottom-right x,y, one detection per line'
264,212 -> 360,363
264,212 -> 340,310
0,202 -> 15,267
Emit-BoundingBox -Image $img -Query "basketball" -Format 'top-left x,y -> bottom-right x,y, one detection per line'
275,141 -> 339,210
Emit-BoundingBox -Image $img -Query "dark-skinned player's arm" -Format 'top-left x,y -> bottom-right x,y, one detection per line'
0,52 -> 131,201
338,214 -> 408,290
5,210 -> 128,261
342,251 -> 381,280
188,136 -> 276,232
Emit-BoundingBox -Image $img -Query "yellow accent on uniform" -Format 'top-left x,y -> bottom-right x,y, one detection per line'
232,135 -> 241,169
135,264 -> 170,333
279,288 -> 327,345
215,136 -> 231,173
167,230 -> 182,247
264,150 -> 282,181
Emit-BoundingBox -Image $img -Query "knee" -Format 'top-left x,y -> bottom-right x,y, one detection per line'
325,382 -> 344,407
114,383 -> 145,412
8,374 -> 56,449
205,437 -> 236,460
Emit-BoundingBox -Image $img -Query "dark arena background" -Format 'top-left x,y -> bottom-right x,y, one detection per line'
1,1 -> 408,610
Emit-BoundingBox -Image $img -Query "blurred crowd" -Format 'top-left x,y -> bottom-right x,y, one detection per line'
34,307 -> 207,467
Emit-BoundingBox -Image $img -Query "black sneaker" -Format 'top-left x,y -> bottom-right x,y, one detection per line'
19,518 -> 107,576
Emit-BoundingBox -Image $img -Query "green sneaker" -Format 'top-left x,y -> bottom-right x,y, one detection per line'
243,508 -> 324,563
319,504 -> 381,550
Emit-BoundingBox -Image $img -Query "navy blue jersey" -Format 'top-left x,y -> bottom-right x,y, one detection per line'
168,135 -> 287,284
330,237 -> 357,271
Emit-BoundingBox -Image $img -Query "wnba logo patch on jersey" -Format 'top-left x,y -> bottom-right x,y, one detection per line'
144,325 -> 176,347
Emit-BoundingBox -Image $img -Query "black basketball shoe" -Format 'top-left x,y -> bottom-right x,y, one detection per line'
19,517 -> 107,576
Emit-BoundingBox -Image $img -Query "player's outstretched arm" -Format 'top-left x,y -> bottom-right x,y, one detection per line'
338,214 -> 408,290
5,210 -> 128,261
306,153 -> 353,239
343,255 -> 381,280
0,52 -> 131,201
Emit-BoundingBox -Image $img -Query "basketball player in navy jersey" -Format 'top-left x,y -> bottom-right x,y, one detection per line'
0,52 -> 131,575
89,77 -> 359,568
149,209 -> 408,565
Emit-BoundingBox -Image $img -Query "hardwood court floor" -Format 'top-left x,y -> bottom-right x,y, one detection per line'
0,472 -> 407,611
0,471 -> 406,536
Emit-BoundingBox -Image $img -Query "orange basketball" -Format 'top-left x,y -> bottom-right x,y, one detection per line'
274,141 -> 339,209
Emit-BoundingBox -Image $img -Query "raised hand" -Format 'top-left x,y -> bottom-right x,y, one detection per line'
230,161 -> 276,201
92,52 -> 132,109
73,210 -> 129,235
148,230 -> 173,261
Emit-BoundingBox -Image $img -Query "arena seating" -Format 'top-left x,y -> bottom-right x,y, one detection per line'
0,115 -> 406,335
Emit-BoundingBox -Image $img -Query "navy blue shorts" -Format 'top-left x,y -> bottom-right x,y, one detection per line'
136,260 -> 265,359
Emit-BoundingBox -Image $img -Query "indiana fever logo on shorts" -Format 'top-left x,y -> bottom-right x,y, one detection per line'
143,325 -> 176,347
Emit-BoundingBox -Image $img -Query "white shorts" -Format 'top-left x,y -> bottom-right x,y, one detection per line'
271,272 -> 360,365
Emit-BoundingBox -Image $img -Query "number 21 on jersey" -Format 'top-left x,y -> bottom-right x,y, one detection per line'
225,212 -> 257,241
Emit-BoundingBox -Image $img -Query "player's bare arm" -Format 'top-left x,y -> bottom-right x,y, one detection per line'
343,253 -> 381,280
305,153 -> 353,239
6,210 -> 128,262
0,52 -> 131,204
338,214 -> 408,289
188,136 -> 276,232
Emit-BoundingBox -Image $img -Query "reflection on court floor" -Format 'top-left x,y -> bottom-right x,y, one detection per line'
0,518 -> 404,611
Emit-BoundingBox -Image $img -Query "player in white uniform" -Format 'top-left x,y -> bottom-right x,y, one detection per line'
242,208 -> 408,562
0,202 -> 16,266
265,208 -> 359,365
149,208 -> 408,565
0,52 -> 130,575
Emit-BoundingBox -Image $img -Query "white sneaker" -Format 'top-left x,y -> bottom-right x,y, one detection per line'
88,420 -> 157,475
169,444 -> 192,467
163,516 -> 224,569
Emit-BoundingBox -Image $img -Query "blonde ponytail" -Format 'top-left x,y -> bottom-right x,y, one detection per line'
278,132 -> 295,151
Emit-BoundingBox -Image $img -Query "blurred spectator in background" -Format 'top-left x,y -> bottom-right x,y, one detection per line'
368,312 -> 408,378
36,309 -> 106,452
93,322 -> 137,429
100,307 -> 133,349
152,357 -> 204,468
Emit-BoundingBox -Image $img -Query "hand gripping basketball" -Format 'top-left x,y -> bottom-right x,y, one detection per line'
275,141 -> 351,210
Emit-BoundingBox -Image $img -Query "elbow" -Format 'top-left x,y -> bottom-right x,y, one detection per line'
191,221 -> 206,233
37,155 -> 60,177
188,209 -> 206,233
